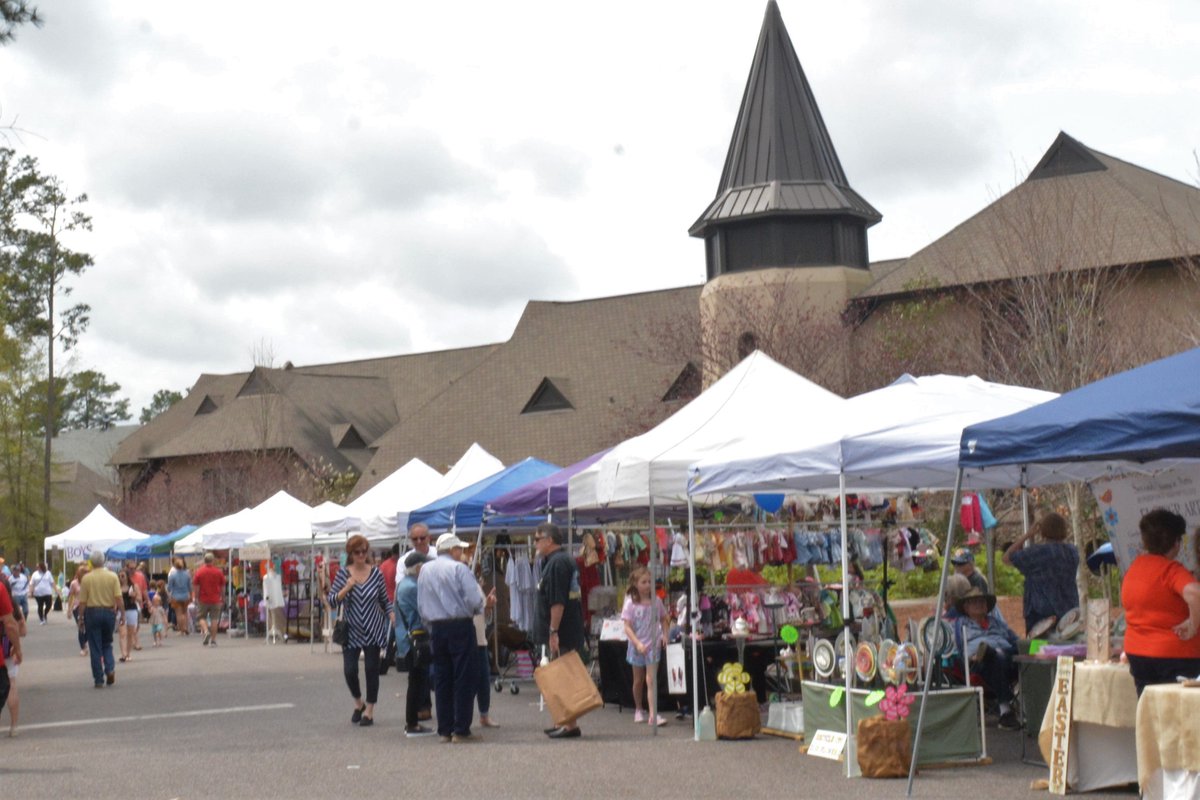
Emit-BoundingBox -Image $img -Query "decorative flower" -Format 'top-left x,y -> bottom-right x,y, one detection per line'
880,684 -> 916,721
717,662 -> 750,694
1104,508 -> 1118,528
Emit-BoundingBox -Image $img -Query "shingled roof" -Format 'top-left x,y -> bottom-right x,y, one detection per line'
111,342 -> 497,474
860,132 -> 1200,299
689,0 -> 880,237
352,285 -> 701,496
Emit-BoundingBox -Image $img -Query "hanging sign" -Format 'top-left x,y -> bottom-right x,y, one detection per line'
1090,465 -> 1200,574
1048,656 -> 1075,795
666,643 -> 687,695
239,544 -> 270,561
807,729 -> 848,760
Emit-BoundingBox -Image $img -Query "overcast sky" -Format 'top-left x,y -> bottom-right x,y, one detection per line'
2,0 -> 1198,415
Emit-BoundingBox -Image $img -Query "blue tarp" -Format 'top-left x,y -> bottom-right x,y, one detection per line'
106,525 -> 198,560
960,347 -> 1200,468
408,458 -> 561,530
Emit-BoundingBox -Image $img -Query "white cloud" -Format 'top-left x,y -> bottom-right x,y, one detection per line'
2,0 -> 1198,413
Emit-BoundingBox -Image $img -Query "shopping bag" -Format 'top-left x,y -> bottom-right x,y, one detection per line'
857,717 -> 912,778
715,691 -> 761,739
534,650 -> 602,727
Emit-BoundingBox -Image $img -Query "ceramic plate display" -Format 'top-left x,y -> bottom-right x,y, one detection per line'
878,639 -> 899,684
897,642 -> 920,683
1057,607 -> 1083,639
813,639 -> 836,679
834,629 -> 856,659
854,641 -> 878,683
919,617 -> 955,658
1028,616 -> 1058,640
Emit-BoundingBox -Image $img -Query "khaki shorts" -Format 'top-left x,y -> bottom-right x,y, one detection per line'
195,602 -> 222,622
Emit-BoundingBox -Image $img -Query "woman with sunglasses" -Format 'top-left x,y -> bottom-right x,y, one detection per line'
328,535 -> 394,727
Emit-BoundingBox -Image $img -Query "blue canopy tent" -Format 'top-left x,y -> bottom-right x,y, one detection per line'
408,457 -> 561,531
107,525 -> 199,560
959,346 -> 1200,475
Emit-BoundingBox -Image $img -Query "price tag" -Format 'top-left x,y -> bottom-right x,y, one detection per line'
807,729 -> 848,760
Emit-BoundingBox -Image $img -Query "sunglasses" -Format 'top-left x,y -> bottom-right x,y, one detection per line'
351,548 -> 368,555
411,537 -> 429,543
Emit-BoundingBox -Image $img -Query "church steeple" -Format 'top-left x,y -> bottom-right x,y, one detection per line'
690,0 -> 880,280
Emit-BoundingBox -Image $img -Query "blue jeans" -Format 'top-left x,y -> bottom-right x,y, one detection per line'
83,608 -> 117,684
430,619 -> 477,737
14,595 -> 28,620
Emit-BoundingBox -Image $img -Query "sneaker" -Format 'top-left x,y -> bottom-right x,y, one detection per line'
106,672 -> 115,686
649,715 -> 669,727
405,726 -> 435,738
202,631 -> 211,646
633,710 -> 646,723
997,710 -> 1020,731
358,717 -> 374,728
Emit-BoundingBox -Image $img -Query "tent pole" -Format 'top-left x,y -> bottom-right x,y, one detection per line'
906,468 -> 964,796
649,491 -> 658,737
687,495 -> 699,741
840,472 -> 854,779
1021,465 -> 1030,538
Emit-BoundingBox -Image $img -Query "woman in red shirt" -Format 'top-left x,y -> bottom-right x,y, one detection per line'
1121,509 -> 1200,695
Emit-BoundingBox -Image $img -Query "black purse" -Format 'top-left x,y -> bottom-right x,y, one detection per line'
331,597 -> 349,646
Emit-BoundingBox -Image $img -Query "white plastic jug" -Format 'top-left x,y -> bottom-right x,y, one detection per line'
697,706 -> 717,741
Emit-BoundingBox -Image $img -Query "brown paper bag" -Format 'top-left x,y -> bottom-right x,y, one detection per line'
715,691 -> 761,739
857,717 -> 912,778
534,650 -> 603,727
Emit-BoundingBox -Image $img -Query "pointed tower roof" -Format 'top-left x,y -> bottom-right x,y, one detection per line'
689,1 -> 880,237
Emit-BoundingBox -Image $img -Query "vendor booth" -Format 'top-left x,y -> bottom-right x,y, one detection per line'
339,457 -> 443,536
960,346 -> 1200,798
687,370 -> 1057,779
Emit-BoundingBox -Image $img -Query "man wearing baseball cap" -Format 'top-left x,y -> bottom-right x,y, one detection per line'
416,533 -> 484,743
950,548 -> 989,594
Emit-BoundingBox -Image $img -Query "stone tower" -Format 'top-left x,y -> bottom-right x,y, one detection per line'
689,0 -> 881,387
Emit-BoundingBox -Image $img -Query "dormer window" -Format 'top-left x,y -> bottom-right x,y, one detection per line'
331,423 -> 367,449
662,362 -> 701,402
194,395 -> 219,415
522,378 -> 573,414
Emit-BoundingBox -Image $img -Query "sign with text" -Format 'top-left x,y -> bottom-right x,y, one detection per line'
1048,656 -> 1075,795
807,729 -> 847,760
1090,465 -> 1200,575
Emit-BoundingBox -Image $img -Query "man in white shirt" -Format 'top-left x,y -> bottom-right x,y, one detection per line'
417,533 -> 484,744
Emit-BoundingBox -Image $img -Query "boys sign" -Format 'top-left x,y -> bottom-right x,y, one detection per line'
1090,464 -> 1200,575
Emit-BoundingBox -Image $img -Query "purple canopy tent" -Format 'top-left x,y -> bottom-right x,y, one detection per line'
488,449 -> 610,518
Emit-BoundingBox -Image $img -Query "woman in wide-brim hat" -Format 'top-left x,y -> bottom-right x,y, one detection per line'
953,585 -> 1020,730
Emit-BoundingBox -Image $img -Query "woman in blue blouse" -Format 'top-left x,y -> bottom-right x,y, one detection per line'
328,535 -> 393,727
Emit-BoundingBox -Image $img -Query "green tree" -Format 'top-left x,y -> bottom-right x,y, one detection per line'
59,369 -> 131,430
0,148 -> 94,536
139,388 -> 183,424
0,333 -> 46,559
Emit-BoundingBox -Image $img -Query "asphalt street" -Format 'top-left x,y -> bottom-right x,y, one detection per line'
1,613 -> 1138,799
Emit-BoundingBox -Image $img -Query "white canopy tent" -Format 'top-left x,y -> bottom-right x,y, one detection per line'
686,373 -> 1057,770
340,458 -> 443,536
568,351 -> 844,509
567,350 -> 846,742
43,505 -> 150,563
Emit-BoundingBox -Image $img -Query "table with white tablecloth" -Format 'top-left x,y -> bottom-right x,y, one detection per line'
1136,682 -> 1200,800
1038,661 -> 1139,793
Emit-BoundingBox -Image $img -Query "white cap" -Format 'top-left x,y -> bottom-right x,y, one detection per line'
435,533 -> 467,552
